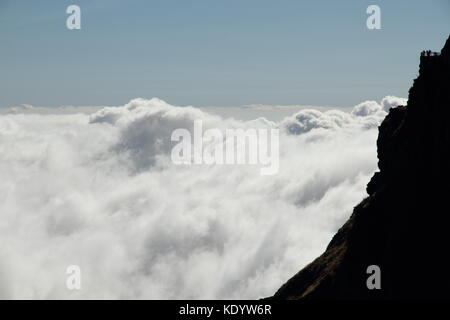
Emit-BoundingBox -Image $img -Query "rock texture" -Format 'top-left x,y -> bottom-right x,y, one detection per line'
272,35 -> 450,299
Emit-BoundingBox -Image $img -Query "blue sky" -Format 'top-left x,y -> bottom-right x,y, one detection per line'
0,0 -> 449,108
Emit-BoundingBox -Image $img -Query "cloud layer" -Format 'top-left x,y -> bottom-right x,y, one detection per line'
0,97 -> 402,299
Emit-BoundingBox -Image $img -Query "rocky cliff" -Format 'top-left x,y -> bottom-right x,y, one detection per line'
273,35 -> 450,299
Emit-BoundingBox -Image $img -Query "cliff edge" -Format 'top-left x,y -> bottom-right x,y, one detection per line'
273,35 -> 450,299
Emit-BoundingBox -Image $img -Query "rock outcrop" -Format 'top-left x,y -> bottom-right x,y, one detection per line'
272,35 -> 450,299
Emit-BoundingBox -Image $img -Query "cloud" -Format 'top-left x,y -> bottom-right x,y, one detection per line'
351,100 -> 383,117
1,104 -> 105,115
380,95 -> 407,112
282,99 -> 388,136
0,96 -> 400,299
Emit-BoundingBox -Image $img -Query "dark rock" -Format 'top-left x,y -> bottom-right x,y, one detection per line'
272,35 -> 450,299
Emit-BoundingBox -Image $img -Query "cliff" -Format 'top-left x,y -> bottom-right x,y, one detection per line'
272,35 -> 450,299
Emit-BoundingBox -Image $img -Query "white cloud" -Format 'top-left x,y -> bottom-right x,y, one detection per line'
0,96 -> 400,299
380,95 -> 407,112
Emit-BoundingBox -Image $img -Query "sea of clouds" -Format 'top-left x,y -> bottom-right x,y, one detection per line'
0,96 -> 406,299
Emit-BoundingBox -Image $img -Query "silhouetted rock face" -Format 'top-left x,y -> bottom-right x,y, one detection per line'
273,36 -> 450,299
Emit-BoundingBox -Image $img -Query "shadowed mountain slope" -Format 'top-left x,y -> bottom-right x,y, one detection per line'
273,35 -> 450,299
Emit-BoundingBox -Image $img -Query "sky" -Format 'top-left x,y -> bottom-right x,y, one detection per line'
0,0 -> 449,108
